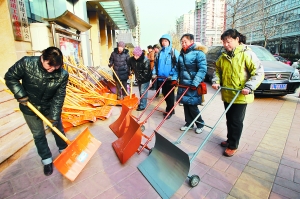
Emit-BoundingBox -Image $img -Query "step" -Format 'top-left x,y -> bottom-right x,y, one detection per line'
0,125 -> 32,163
0,110 -> 24,126
0,117 -> 26,138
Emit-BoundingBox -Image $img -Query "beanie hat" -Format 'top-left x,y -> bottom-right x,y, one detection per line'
118,41 -> 125,48
147,45 -> 153,49
133,46 -> 143,56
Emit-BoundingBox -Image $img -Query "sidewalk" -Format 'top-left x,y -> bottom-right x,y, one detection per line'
0,86 -> 300,199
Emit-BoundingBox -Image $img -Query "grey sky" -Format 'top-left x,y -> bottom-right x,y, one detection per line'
135,0 -> 195,49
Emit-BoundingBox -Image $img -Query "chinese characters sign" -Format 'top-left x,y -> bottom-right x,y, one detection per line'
9,0 -> 31,41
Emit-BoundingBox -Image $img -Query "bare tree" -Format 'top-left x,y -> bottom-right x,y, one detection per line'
226,0 -> 248,29
168,30 -> 181,51
257,0 -> 278,47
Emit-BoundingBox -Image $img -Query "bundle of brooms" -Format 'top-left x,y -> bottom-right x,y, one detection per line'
61,56 -> 119,132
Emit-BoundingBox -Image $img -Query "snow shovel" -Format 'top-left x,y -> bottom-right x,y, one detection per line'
138,87 -> 241,198
27,102 -> 101,181
112,114 -> 142,164
138,132 -> 190,199
109,103 -> 133,138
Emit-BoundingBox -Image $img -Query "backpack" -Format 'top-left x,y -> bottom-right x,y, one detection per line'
154,48 -> 177,75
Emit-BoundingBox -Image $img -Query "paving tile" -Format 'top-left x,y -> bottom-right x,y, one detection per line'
213,157 -> 232,172
274,176 -> 300,193
247,160 -> 278,175
6,186 -> 37,199
0,181 -> 14,199
182,181 -> 212,199
70,193 -> 88,199
295,169 -> 300,184
207,167 -> 238,185
32,179 -> 58,199
49,185 -> 80,199
204,187 -> 227,199
201,173 -> 233,193
10,173 -> 32,193
0,168 -> 25,181
269,192 -> 289,199
283,146 -> 299,158
277,164 -> 295,181
250,155 -> 279,170
189,162 -> 210,178
93,184 -> 125,199
281,158 -> 300,170
229,186 -> 261,199
194,150 -> 220,167
225,161 -> 246,177
233,172 -> 273,198
252,150 -> 281,163
272,184 -> 300,199
243,166 -> 275,182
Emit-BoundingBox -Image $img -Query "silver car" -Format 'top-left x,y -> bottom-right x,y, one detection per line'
205,45 -> 300,96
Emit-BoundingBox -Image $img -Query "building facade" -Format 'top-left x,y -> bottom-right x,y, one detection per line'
0,0 -> 137,77
194,0 -> 226,46
176,10 -> 195,36
226,0 -> 300,54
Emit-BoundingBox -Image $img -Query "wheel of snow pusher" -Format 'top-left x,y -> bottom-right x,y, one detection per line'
189,175 -> 200,187
140,125 -> 145,132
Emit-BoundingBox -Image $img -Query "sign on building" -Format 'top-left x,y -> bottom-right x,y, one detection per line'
9,0 -> 31,42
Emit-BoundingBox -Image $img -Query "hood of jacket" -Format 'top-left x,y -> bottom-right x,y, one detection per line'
159,34 -> 172,50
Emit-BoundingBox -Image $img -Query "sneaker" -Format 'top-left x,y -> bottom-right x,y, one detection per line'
195,127 -> 203,134
180,126 -> 193,131
44,163 -> 53,176
223,148 -> 237,157
220,141 -> 229,147
136,107 -> 145,111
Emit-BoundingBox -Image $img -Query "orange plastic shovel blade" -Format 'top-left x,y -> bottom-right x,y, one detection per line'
53,127 -> 101,181
112,115 -> 142,164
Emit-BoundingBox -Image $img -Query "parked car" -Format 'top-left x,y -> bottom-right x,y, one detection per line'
205,45 -> 300,96
273,55 -> 292,66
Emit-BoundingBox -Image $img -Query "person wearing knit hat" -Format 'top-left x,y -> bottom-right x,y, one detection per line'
108,41 -> 130,99
128,46 -> 152,111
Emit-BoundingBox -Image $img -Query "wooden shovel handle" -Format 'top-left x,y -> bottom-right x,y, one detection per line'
27,102 -> 71,145
111,67 -> 129,96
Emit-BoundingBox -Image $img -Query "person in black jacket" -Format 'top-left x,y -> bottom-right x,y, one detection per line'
108,41 -> 130,99
4,47 -> 68,176
127,46 -> 151,111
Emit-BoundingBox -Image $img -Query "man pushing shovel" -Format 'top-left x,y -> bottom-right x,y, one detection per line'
4,47 -> 68,176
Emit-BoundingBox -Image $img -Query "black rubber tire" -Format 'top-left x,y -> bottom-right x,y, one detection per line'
189,175 -> 200,187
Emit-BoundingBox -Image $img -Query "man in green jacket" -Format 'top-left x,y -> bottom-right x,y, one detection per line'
212,29 -> 264,157
5,47 -> 69,176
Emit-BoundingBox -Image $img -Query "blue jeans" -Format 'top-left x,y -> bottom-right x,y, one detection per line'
23,114 -> 68,165
138,81 -> 150,109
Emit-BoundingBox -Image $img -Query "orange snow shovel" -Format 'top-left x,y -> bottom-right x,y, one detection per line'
27,102 -> 101,181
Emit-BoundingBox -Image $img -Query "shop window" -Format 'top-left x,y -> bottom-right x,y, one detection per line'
25,0 -> 48,23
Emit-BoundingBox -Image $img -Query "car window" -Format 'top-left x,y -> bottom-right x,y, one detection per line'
248,46 -> 277,61
206,46 -> 222,61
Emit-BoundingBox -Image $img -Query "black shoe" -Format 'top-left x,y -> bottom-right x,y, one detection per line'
136,107 -> 145,111
44,163 -> 53,176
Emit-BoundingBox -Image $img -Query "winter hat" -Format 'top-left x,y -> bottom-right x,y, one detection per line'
133,46 -> 143,56
153,44 -> 160,49
117,41 -> 125,48
147,45 -> 153,49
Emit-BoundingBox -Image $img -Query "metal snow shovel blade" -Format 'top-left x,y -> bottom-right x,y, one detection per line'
138,132 -> 190,199
112,115 -> 142,164
27,102 -> 101,181
109,104 -> 132,138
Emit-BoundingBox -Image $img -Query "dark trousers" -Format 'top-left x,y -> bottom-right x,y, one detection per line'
161,81 -> 175,113
115,78 -> 128,97
23,114 -> 67,165
224,102 -> 247,150
183,104 -> 204,128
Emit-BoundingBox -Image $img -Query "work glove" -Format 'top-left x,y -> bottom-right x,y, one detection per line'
170,80 -> 178,86
17,96 -> 29,106
128,75 -> 132,79
49,119 -> 58,127
152,75 -> 157,79
190,86 -> 197,90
